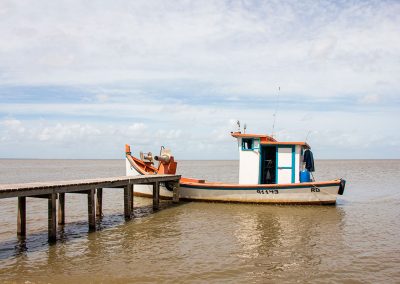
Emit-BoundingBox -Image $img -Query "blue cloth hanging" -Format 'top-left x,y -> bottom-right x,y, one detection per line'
303,149 -> 315,172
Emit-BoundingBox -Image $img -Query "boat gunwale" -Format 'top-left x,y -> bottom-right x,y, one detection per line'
179,180 -> 341,190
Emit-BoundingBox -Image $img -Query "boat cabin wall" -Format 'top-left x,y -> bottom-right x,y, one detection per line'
238,138 -> 260,184
275,145 -> 301,184
237,138 -> 303,185
258,144 -> 302,185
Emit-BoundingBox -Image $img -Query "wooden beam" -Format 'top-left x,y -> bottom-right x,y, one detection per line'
96,188 -> 103,218
71,190 -> 93,194
58,193 -> 65,225
88,188 -> 96,231
124,186 -> 132,219
29,194 -> 52,199
17,197 -> 26,237
172,181 -> 180,203
152,181 -> 160,210
48,193 -> 57,243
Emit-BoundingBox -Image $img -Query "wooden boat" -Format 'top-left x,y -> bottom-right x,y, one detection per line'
125,131 -> 346,205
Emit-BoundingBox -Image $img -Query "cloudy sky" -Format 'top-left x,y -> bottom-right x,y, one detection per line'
0,0 -> 399,159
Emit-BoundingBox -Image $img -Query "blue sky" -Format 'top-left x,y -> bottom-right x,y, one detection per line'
0,0 -> 399,159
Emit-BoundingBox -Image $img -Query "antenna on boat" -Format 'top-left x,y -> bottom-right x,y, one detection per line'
243,123 -> 247,134
271,86 -> 280,138
236,120 -> 241,132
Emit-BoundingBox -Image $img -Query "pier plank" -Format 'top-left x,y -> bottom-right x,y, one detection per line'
0,175 -> 180,199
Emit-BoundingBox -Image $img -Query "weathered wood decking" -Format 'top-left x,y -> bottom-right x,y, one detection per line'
0,175 -> 181,243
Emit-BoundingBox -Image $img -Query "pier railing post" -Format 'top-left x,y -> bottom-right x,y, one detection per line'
96,188 -> 103,218
172,181 -> 180,203
124,185 -> 132,219
88,189 -> 96,231
48,193 -> 57,243
58,193 -> 65,225
17,196 -> 26,237
153,181 -> 160,210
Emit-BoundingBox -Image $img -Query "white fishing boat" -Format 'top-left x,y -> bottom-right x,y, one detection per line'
125,130 -> 346,205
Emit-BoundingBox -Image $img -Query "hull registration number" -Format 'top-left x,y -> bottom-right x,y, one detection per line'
257,189 -> 279,194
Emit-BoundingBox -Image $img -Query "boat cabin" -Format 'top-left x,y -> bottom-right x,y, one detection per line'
231,132 -> 311,185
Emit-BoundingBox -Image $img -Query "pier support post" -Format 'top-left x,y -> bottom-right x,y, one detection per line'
129,184 -> 134,212
58,193 -> 65,225
152,182 -> 160,210
88,189 -> 96,231
17,197 -> 26,237
96,188 -> 103,218
48,193 -> 57,243
172,181 -> 180,203
124,186 -> 132,219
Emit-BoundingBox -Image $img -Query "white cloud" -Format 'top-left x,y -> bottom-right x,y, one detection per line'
309,37 -> 337,59
36,123 -> 101,142
1,99 -> 398,159
95,94 -> 109,103
358,94 -> 381,105
0,1 -> 398,98
0,1 -> 399,159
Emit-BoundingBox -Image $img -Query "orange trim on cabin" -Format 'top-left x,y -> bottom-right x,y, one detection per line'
230,132 -> 277,142
230,132 -> 310,148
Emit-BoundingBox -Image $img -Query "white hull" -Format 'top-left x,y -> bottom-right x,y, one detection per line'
126,159 -> 341,204
133,183 -> 339,204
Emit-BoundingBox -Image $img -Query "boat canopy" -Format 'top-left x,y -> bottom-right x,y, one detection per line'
231,132 -> 310,148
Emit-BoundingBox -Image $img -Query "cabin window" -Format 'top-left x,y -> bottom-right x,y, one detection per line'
242,138 -> 254,150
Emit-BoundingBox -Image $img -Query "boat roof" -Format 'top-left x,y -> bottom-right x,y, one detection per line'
231,132 -> 277,141
230,132 -> 310,148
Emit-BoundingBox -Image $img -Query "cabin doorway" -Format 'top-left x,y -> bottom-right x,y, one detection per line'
260,146 -> 276,184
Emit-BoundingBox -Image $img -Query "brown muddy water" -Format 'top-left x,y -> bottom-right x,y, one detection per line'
0,160 -> 399,283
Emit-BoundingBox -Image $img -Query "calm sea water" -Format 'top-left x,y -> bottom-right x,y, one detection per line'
0,159 -> 399,283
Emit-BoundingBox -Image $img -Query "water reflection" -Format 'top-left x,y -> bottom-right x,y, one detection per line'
232,205 -> 346,280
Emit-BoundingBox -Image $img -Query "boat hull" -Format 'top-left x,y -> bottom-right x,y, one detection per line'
126,159 -> 342,205
133,183 -> 340,204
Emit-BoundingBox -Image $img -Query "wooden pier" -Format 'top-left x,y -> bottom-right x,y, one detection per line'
0,175 -> 180,243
